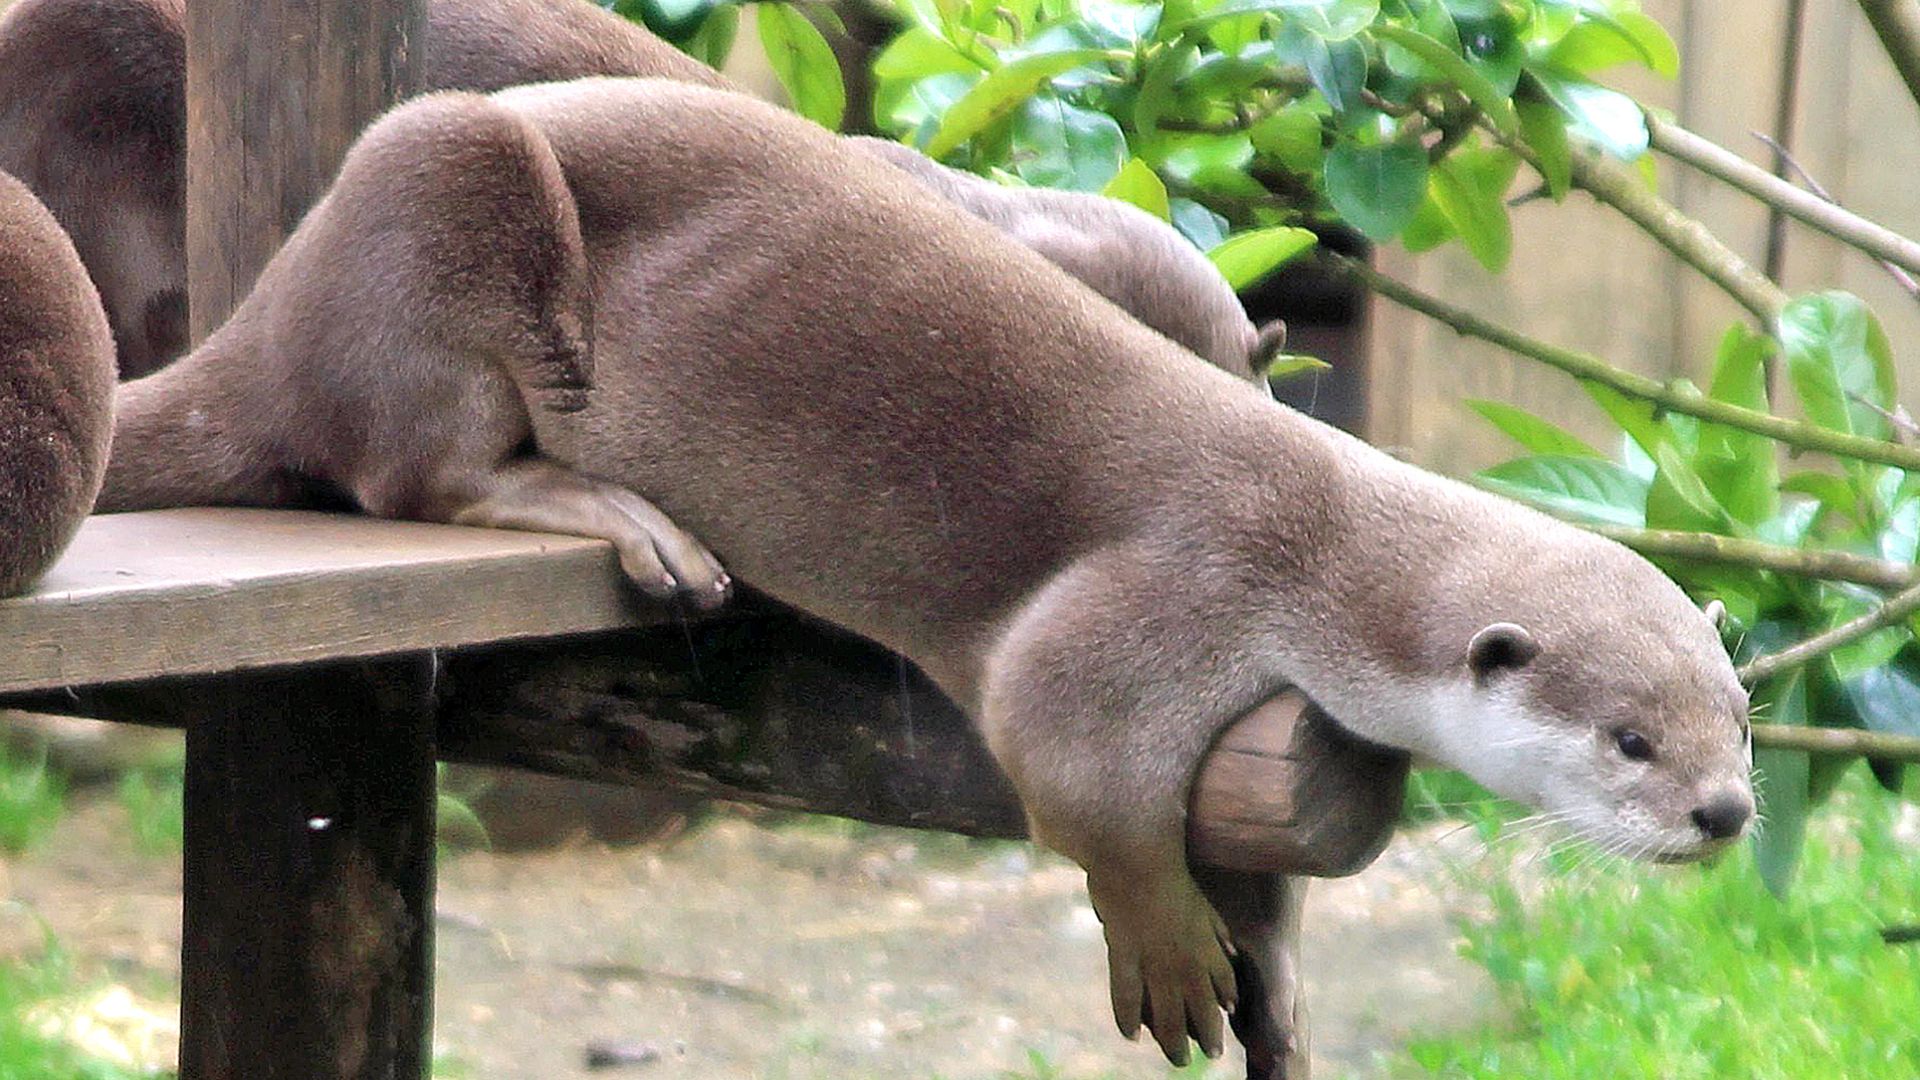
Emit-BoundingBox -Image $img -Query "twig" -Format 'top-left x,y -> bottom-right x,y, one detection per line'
1858,0 -> 1920,119
1739,580 -> 1920,684
1751,721 -> 1920,762
1555,143 -> 1788,324
1648,116 -> 1920,281
1583,524 -> 1918,591
1762,0 -> 1809,284
1750,130 -> 1920,303
1324,252 -> 1920,471
1493,121 -> 1787,324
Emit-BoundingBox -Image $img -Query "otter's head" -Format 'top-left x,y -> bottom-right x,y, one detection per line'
1426,538 -> 1754,863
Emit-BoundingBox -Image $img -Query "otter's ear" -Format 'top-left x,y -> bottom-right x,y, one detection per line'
1250,320 -> 1288,374
1703,599 -> 1728,631
1468,622 -> 1538,680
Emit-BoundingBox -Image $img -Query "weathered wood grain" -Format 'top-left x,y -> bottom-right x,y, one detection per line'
7,603 -> 1409,876
185,0 -> 427,341
178,658 -> 437,1080
0,510 -> 658,693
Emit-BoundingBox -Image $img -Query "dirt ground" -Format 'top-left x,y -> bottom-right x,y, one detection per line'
0,771 -> 1497,1080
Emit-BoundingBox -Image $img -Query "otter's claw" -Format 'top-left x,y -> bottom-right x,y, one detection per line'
1093,872 -> 1237,1066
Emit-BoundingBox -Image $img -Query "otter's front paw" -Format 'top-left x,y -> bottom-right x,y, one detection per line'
1089,871 -> 1238,1065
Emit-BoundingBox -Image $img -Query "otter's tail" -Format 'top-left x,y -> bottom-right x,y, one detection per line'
0,169 -> 115,595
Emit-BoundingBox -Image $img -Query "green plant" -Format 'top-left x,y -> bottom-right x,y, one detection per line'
0,937 -> 158,1080
1396,769 -> 1920,1079
117,759 -> 185,857
0,742 -> 66,856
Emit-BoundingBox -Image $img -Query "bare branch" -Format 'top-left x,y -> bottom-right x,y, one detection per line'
1751,721 -> 1920,762
1858,0 -> 1920,119
1583,523 -> 1918,591
1749,129 -> 1920,303
1649,116 -> 1920,283
1739,579 -> 1920,685
1323,252 -> 1920,471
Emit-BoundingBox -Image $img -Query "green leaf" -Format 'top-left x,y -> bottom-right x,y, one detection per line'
1207,226 -> 1318,290
1845,653 -> 1920,737
1101,157 -> 1172,219
615,0 -> 724,41
1751,669 -> 1810,899
873,25 -> 984,81
925,48 -> 1123,158
1651,440 -> 1734,531
1533,72 -> 1648,160
1170,197 -> 1229,249
1265,353 -> 1332,380
1303,32 -> 1369,114
1249,105 -> 1327,175
1477,455 -> 1649,527
1400,189 -> 1455,252
1428,146 -> 1520,271
884,71 -> 981,146
1780,471 -> 1856,520
1169,0 -> 1378,40
1372,24 -> 1519,135
1323,140 -> 1429,240
1010,95 -> 1127,191
1546,9 -> 1679,78
1584,381 -> 1666,456
1697,324 -> 1780,526
1778,291 -> 1898,442
1516,97 -> 1572,199
1132,39 -> 1194,138
757,4 -> 846,129
1467,399 -> 1604,458
684,4 -> 740,68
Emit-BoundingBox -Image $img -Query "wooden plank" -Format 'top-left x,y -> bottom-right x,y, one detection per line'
179,657 -> 437,1080
185,0 -> 426,341
0,509 -> 656,693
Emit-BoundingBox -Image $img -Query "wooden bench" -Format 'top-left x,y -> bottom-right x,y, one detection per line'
0,509 -> 1406,1078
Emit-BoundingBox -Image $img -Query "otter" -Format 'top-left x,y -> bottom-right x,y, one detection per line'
100,79 -> 1754,1066
0,169 -> 115,597
0,0 -> 1275,380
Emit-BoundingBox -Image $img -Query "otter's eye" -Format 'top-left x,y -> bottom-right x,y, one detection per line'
1614,728 -> 1655,762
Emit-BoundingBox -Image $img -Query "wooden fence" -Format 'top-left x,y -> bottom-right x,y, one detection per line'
1369,0 -> 1920,469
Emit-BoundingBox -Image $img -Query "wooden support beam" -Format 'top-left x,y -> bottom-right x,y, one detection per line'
185,0 -> 426,341
8,610 -> 1410,877
179,657 -> 437,1080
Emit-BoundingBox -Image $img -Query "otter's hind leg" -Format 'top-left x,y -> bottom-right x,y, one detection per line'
442,457 -> 730,609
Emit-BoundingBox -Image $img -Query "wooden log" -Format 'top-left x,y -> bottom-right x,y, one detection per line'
185,0 -> 426,341
6,606 -> 1408,876
178,658 -> 437,1080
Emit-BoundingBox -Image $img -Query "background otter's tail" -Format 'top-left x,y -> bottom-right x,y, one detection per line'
0,169 -> 116,595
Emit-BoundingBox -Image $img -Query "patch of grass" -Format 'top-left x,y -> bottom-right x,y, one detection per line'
0,741 -> 66,855
1395,768 -> 1920,1079
0,941 -> 156,1080
117,761 -> 184,857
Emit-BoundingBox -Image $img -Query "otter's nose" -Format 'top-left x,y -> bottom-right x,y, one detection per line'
1691,794 -> 1753,840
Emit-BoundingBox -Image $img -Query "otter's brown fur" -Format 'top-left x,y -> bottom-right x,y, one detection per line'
0,0 -> 1262,380
0,169 -> 115,595
101,80 -> 1752,1067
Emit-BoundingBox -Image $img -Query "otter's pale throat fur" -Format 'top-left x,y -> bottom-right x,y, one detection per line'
101,80 -> 1754,1064
0,0 -> 1275,380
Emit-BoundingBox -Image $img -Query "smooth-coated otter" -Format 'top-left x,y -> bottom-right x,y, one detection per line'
0,168 -> 115,597
0,0 -> 1274,380
100,79 -> 1754,1067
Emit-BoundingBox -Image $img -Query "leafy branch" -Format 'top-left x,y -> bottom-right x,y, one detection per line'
1740,580 -> 1920,684
1752,721 -> 1920,762
1324,252 -> 1920,471
1587,525 -> 1917,591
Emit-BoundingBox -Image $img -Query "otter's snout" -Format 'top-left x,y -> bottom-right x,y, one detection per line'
1690,791 -> 1754,841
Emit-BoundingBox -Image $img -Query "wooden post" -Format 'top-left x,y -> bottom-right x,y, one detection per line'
179,658 -> 438,1080
182,5 -> 430,1070
184,0 -> 426,342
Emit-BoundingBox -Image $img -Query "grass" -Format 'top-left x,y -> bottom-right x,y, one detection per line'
0,940 -> 156,1080
116,760 -> 184,857
0,741 -> 66,855
1387,766 -> 1920,1080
